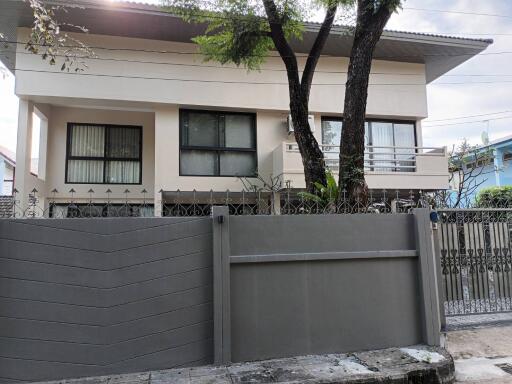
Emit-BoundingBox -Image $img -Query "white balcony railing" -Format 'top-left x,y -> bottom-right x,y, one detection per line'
284,143 -> 447,173
275,142 -> 449,190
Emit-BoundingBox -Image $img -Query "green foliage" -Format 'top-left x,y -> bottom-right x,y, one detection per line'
163,0 -> 402,193
359,0 -> 403,14
162,0 -> 346,69
192,15 -> 275,69
476,186 -> 512,208
338,153 -> 365,190
298,171 -> 339,205
24,0 -> 93,72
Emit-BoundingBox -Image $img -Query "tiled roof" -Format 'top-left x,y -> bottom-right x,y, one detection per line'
489,134 -> 512,147
0,146 -> 15,166
0,196 -> 14,217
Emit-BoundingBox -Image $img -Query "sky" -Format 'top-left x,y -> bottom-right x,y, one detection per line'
0,0 -> 511,153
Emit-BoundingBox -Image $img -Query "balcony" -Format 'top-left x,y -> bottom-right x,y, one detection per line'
273,143 -> 449,191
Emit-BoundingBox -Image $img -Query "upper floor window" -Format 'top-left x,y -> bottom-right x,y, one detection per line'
321,118 -> 416,172
466,156 -> 494,170
66,123 -> 142,184
180,110 -> 257,177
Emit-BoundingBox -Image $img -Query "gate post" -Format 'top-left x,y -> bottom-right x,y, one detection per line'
432,225 -> 447,332
413,208 -> 442,346
212,206 -> 231,364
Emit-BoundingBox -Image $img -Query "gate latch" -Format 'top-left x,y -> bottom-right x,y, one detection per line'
430,211 -> 439,230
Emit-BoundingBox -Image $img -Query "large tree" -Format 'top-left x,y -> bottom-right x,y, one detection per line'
164,0 -> 350,192
11,0 -> 403,200
338,0 -> 402,201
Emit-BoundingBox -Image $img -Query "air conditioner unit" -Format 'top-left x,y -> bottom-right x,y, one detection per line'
287,114 -> 315,134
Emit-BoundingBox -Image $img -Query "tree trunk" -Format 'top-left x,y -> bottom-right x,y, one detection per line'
290,92 -> 326,193
338,0 -> 395,202
262,0 -> 334,193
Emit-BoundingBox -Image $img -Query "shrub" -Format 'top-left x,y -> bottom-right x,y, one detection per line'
475,186 -> 512,208
298,171 -> 339,211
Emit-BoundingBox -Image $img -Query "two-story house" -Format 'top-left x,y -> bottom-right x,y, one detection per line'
0,146 -> 15,196
0,0 -> 492,216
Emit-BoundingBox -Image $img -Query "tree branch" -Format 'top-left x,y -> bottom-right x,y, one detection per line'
262,0 -> 300,86
300,4 -> 337,103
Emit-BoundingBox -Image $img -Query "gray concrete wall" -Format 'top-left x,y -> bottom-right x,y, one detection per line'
231,258 -> 421,362
0,210 -> 441,382
212,210 -> 440,363
0,218 -> 214,383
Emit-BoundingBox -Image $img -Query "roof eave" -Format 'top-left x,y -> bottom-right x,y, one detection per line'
0,0 -> 494,82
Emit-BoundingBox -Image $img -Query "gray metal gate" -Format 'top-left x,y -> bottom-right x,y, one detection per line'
438,209 -> 512,316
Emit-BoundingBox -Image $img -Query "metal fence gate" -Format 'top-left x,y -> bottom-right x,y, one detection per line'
438,209 -> 512,316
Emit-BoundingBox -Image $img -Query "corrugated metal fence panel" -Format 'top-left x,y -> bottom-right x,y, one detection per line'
0,218 -> 214,383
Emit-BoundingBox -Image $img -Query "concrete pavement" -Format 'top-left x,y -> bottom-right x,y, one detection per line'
446,322 -> 512,383
35,346 -> 455,384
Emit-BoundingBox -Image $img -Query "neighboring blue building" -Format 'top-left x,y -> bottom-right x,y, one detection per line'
450,135 -> 512,205
479,135 -> 512,189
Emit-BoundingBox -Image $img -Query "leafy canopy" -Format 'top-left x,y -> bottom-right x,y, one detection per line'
162,0 -> 353,70
476,186 -> 512,208
24,0 -> 94,72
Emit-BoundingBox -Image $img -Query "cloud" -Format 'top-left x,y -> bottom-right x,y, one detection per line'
388,0 -> 512,147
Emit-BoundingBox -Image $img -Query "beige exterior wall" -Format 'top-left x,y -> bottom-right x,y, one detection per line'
154,107 -> 290,197
15,100 -> 46,209
15,103 -> 155,208
13,28 -> 447,208
273,142 -> 449,191
15,28 -> 428,118
45,107 -> 155,202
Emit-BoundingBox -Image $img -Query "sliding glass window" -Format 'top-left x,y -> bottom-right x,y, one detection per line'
66,123 -> 142,184
180,110 -> 257,177
321,118 -> 416,172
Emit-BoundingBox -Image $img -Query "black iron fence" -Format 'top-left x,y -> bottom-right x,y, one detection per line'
438,209 -> 512,316
0,188 -> 429,218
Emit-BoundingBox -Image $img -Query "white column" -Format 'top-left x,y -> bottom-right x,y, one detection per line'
416,119 -> 424,149
14,99 -> 33,212
154,105 -> 180,217
494,148 -> 503,187
35,108 -> 48,180
0,158 -> 5,195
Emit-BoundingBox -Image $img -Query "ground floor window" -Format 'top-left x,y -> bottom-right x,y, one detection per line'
180,110 -> 257,177
50,204 -> 154,218
66,123 -> 142,184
